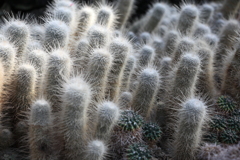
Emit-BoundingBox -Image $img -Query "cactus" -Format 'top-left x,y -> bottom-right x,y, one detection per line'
2,19 -> 30,61
95,101 -> 120,141
1,1 -> 240,159
30,25 -> 44,43
170,54 -> 200,100
120,55 -> 136,92
172,37 -> 195,64
210,115 -> 227,131
217,95 -> 236,113
140,32 -> 152,44
24,49 -> 47,96
116,0 -> 135,29
132,67 -> 160,118
214,20 -> 240,87
52,7 -> 75,28
43,19 -> 69,52
142,122 -> 162,141
72,38 -> 90,73
84,140 -> 106,160
117,92 -> 132,109
193,23 -> 211,39
196,42 -> 216,98
126,143 -> 152,160
0,128 -> 14,149
220,0 -> 240,19
219,129 -> 239,144
29,99 -> 57,160
96,5 -> 116,29
44,49 -> 72,114
162,54 -> 200,146
203,33 -> 219,49
163,30 -> 179,57
137,45 -> 155,68
173,98 -> 207,160
87,48 -> 112,102
227,116 -> 240,132
5,64 -> 36,131
199,4 -> 214,24
87,25 -> 109,49
141,3 -> 166,33
107,37 -> 130,101
118,110 -> 143,131
221,44 -> 240,99
152,38 -> 164,60
77,6 -> 96,38
61,77 -> 91,159
177,4 -> 199,36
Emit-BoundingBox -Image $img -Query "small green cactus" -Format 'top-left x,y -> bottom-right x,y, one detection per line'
142,122 -> 162,141
210,115 -> 227,131
227,116 -> 240,132
217,95 -> 236,113
118,110 -> 143,131
219,129 -> 239,144
203,132 -> 219,143
126,143 -> 152,160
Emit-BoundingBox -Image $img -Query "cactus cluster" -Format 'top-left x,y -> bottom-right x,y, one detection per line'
0,0 -> 239,159
204,95 -> 240,145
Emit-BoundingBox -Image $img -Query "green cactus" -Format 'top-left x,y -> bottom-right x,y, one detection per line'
142,122 -> 162,141
219,129 -> 239,144
210,115 -> 227,131
126,143 -> 152,160
217,95 -> 236,113
118,110 -> 144,131
227,116 -> 240,132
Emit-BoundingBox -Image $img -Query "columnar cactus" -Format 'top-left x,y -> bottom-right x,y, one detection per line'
44,49 -> 72,114
163,30 -> 179,57
95,101 -> 120,141
43,19 -> 70,52
116,0 -> 135,29
2,20 -> 30,61
61,77 -> 91,159
173,98 -> 207,160
177,4 -> 199,36
107,37 -> 130,101
96,5 -> 116,29
0,40 -> 16,77
29,99 -> 57,160
199,4 -> 214,24
172,37 -> 195,64
132,67 -> 160,118
141,3 -> 166,32
84,140 -> 106,160
87,25 -> 109,49
87,48 -> 112,102
77,6 -> 96,38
